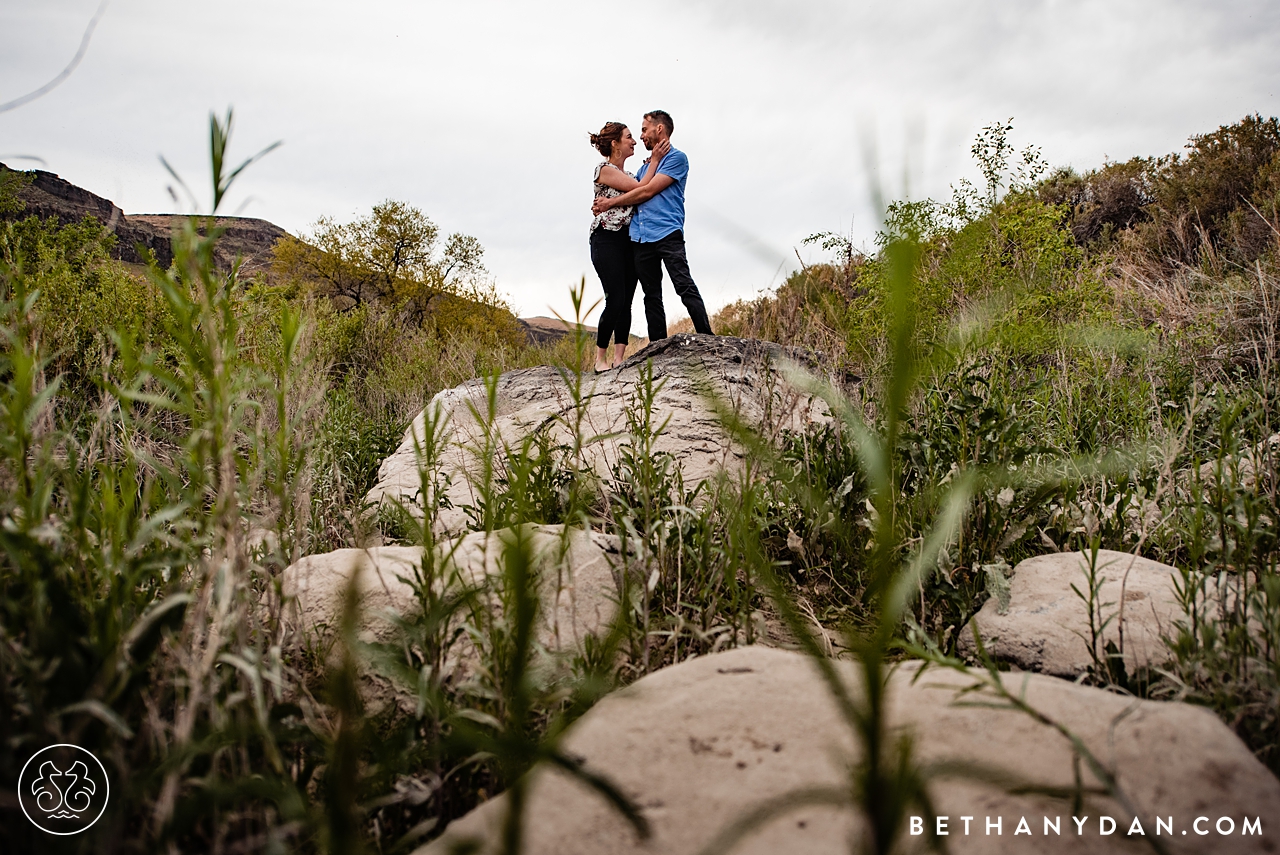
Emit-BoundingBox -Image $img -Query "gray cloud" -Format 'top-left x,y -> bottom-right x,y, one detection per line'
1,0 -> 1277,319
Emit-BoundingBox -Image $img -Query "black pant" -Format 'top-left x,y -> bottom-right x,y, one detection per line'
590,227 -> 638,348
632,230 -> 713,341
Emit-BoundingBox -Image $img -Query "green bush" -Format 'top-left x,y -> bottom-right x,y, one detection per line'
1141,113 -> 1280,264
1,215 -> 166,409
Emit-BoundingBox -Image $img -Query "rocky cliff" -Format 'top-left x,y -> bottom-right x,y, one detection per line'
1,162 -> 289,276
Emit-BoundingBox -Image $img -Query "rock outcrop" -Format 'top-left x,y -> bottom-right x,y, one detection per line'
957,550 -> 1186,678
1,161 -> 289,275
366,334 -> 833,534
419,645 -> 1278,855
281,524 -> 626,711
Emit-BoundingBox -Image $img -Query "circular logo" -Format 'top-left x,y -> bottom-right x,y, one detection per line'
18,744 -> 110,836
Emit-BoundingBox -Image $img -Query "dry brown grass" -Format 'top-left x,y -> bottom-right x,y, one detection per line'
1109,228 -> 1279,377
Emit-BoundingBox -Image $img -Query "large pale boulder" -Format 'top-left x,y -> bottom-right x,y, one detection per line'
280,525 -> 626,710
365,334 -> 832,534
957,550 -> 1186,679
419,646 -> 1279,855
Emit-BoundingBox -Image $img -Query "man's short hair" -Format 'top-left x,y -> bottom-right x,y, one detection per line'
644,110 -> 674,136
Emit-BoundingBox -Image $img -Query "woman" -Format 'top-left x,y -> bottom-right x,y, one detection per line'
588,121 -> 669,372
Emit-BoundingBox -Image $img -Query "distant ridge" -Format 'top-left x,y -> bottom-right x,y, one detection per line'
0,162 -> 289,275
518,315 -> 597,345
1,162 -> 611,347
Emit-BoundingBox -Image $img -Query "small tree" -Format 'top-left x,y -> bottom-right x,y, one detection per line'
351,199 -> 439,297
272,214 -> 370,306
272,199 -> 488,316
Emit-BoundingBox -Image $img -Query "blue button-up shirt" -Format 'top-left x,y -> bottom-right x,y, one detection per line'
629,147 -> 689,243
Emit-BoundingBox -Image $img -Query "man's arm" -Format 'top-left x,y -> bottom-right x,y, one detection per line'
596,172 -> 675,212
595,139 -> 671,194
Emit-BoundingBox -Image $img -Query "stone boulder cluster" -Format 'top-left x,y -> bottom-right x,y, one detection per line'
273,335 -> 1277,854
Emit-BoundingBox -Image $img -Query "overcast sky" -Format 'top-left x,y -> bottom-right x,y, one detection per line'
2,0 -> 1278,320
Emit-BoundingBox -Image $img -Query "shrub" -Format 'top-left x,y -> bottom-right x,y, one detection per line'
1141,113 -> 1280,264
1,215 -> 166,408
1039,159 -> 1154,248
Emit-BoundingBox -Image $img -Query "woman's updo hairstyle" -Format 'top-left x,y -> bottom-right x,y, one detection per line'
589,122 -> 627,157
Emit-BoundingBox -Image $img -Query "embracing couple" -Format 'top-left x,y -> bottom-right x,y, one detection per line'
588,109 -> 714,373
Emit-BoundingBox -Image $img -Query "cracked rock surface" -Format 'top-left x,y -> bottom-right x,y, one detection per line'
418,645 -> 1279,855
365,334 -> 833,535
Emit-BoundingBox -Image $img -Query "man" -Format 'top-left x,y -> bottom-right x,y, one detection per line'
592,110 -> 713,341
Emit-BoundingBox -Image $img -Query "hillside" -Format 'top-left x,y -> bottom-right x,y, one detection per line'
0,164 -> 578,346
0,162 -> 289,276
